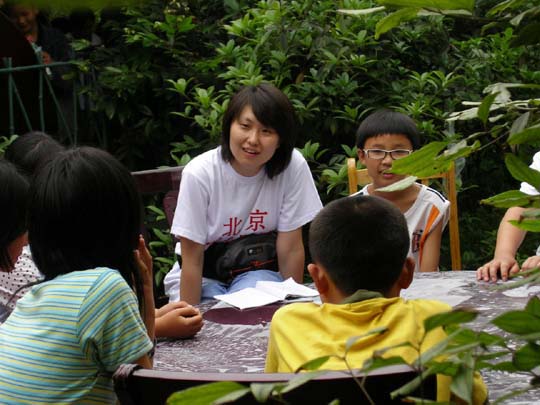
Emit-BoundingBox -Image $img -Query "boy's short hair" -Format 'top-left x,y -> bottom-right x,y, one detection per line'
355,109 -> 420,150
309,195 -> 410,295
0,159 -> 29,271
221,83 -> 297,179
4,131 -> 64,179
28,147 -> 142,289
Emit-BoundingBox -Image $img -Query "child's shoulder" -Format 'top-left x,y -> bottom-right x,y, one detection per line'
403,297 -> 452,315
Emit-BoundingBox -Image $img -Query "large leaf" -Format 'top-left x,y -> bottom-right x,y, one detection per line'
375,7 -> 420,39
167,382 -> 248,405
509,112 -> 530,137
505,154 -> 540,190
337,6 -> 386,15
507,126 -> 540,146
477,92 -> 499,125
481,190 -> 540,208
295,356 -> 331,372
449,352 -> 474,403
513,343 -> 540,371
379,0 -> 474,11
280,371 -> 328,394
508,218 -> 540,232
250,383 -> 279,402
345,326 -> 388,351
389,141 -> 448,175
526,296 -> 540,318
492,311 -> 540,335
424,309 -> 478,333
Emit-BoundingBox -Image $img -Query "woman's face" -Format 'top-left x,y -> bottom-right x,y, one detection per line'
9,5 -> 39,37
229,105 -> 280,177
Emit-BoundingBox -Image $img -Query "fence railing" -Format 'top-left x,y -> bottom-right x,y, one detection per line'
1,57 -> 78,145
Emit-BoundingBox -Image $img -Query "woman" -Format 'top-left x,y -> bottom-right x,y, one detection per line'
164,83 -> 323,304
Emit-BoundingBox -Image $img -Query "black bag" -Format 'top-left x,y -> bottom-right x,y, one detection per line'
203,232 -> 278,283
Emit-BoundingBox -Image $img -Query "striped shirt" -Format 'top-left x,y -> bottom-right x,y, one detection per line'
0,268 -> 152,404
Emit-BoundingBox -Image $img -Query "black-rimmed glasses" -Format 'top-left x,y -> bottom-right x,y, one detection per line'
363,149 -> 412,160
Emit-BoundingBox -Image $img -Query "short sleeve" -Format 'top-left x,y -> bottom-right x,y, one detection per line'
171,166 -> 210,245
519,152 -> 540,196
78,270 -> 152,372
277,151 -> 323,232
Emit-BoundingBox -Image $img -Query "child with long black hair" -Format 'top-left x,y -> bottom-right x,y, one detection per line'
0,147 -> 154,403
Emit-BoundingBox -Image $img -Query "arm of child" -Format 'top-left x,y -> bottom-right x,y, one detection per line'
179,237 -> 205,305
477,206 -> 526,282
134,236 -> 156,369
276,228 -> 305,283
155,301 -> 203,338
419,220 -> 444,272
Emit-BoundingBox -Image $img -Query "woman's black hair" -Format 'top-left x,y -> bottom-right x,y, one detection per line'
0,159 -> 29,271
28,147 -> 144,306
221,83 -> 297,179
356,109 -> 421,150
4,131 -> 64,179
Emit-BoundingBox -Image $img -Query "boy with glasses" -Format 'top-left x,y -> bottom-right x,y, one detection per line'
353,109 -> 450,272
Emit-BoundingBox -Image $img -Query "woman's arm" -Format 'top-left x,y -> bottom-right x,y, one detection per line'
179,237 -> 205,305
419,220 -> 444,272
276,228 -> 305,283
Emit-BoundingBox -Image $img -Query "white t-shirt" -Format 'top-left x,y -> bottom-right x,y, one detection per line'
520,151 -> 540,196
171,147 -> 322,249
355,184 -> 450,272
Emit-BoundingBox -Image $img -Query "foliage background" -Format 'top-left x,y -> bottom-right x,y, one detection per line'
2,0 -> 539,272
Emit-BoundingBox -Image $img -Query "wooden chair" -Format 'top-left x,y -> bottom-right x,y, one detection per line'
347,157 -> 461,270
113,363 -> 436,405
131,166 -> 183,227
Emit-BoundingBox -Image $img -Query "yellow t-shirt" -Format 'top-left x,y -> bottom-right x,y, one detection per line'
265,297 -> 487,404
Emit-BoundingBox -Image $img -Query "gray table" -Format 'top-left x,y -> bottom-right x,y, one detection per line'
155,271 -> 540,404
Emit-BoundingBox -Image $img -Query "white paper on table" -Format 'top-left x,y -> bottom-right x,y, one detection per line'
213,277 -> 319,309
401,277 -> 472,307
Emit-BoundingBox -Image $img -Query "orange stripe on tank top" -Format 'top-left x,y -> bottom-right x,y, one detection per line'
417,206 -> 440,268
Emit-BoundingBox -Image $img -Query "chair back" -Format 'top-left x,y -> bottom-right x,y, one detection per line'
347,157 -> 461,270
113,363 -> 436,405
132,166 -> 183,227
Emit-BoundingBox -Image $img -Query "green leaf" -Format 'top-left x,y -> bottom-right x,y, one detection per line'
375,8 -> 420,39
280,371 -> 328,394
338,6 -> 386,15
513,343 -> 540,371
361,355 -> 408,373
449,352 -> 474,403
424,309 -> 478,333
526,296 -> 540,317
507,126 -> 540,146
389,141 -> 449,176
390,368 -> 431,399
295,356 -> 331,372
377,176 -> 418,192
505,154 -> 540,191
250,383 -> 278,402
166,382 -> 247,405
477,92 -> 499,125
345,327 -> 388,351
379,0 -> 474,11
509,112 -> 530,137
480,190 -> 540,208
492,311 -> 540,335
508,218 -> 540,232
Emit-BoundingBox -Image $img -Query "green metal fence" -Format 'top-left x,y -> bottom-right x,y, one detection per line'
1,56 -> 78,145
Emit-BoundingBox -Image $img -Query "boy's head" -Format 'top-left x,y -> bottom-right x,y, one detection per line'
308,195 -> 412,300
356,110 -> 420,189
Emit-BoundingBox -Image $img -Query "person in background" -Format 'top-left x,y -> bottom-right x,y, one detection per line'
0,147 -> 154,402
3,133 -> 203,337
164,83 -> 322,304
1,132 -> 63,313
353,109 -> 450,272
477,151 -> 540,281
265,195 -> 487,404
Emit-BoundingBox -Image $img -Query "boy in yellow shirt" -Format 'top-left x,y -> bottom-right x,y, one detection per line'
265,195 -> 487,404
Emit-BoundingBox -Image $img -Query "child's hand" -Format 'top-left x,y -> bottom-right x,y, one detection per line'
521,255 -> 540,271
476,255 -> 520,282
155,303 -> 203,338
155,301 -> 190,318
134,235 -> 153,288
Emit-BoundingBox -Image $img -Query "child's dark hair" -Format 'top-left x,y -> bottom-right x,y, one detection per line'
221,83 -> 297,179
0,159 -> 29,271
355,109 -> 420,150
28,147 -> 144,301
4,131 -> 64,179
309,195 -> 409,295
